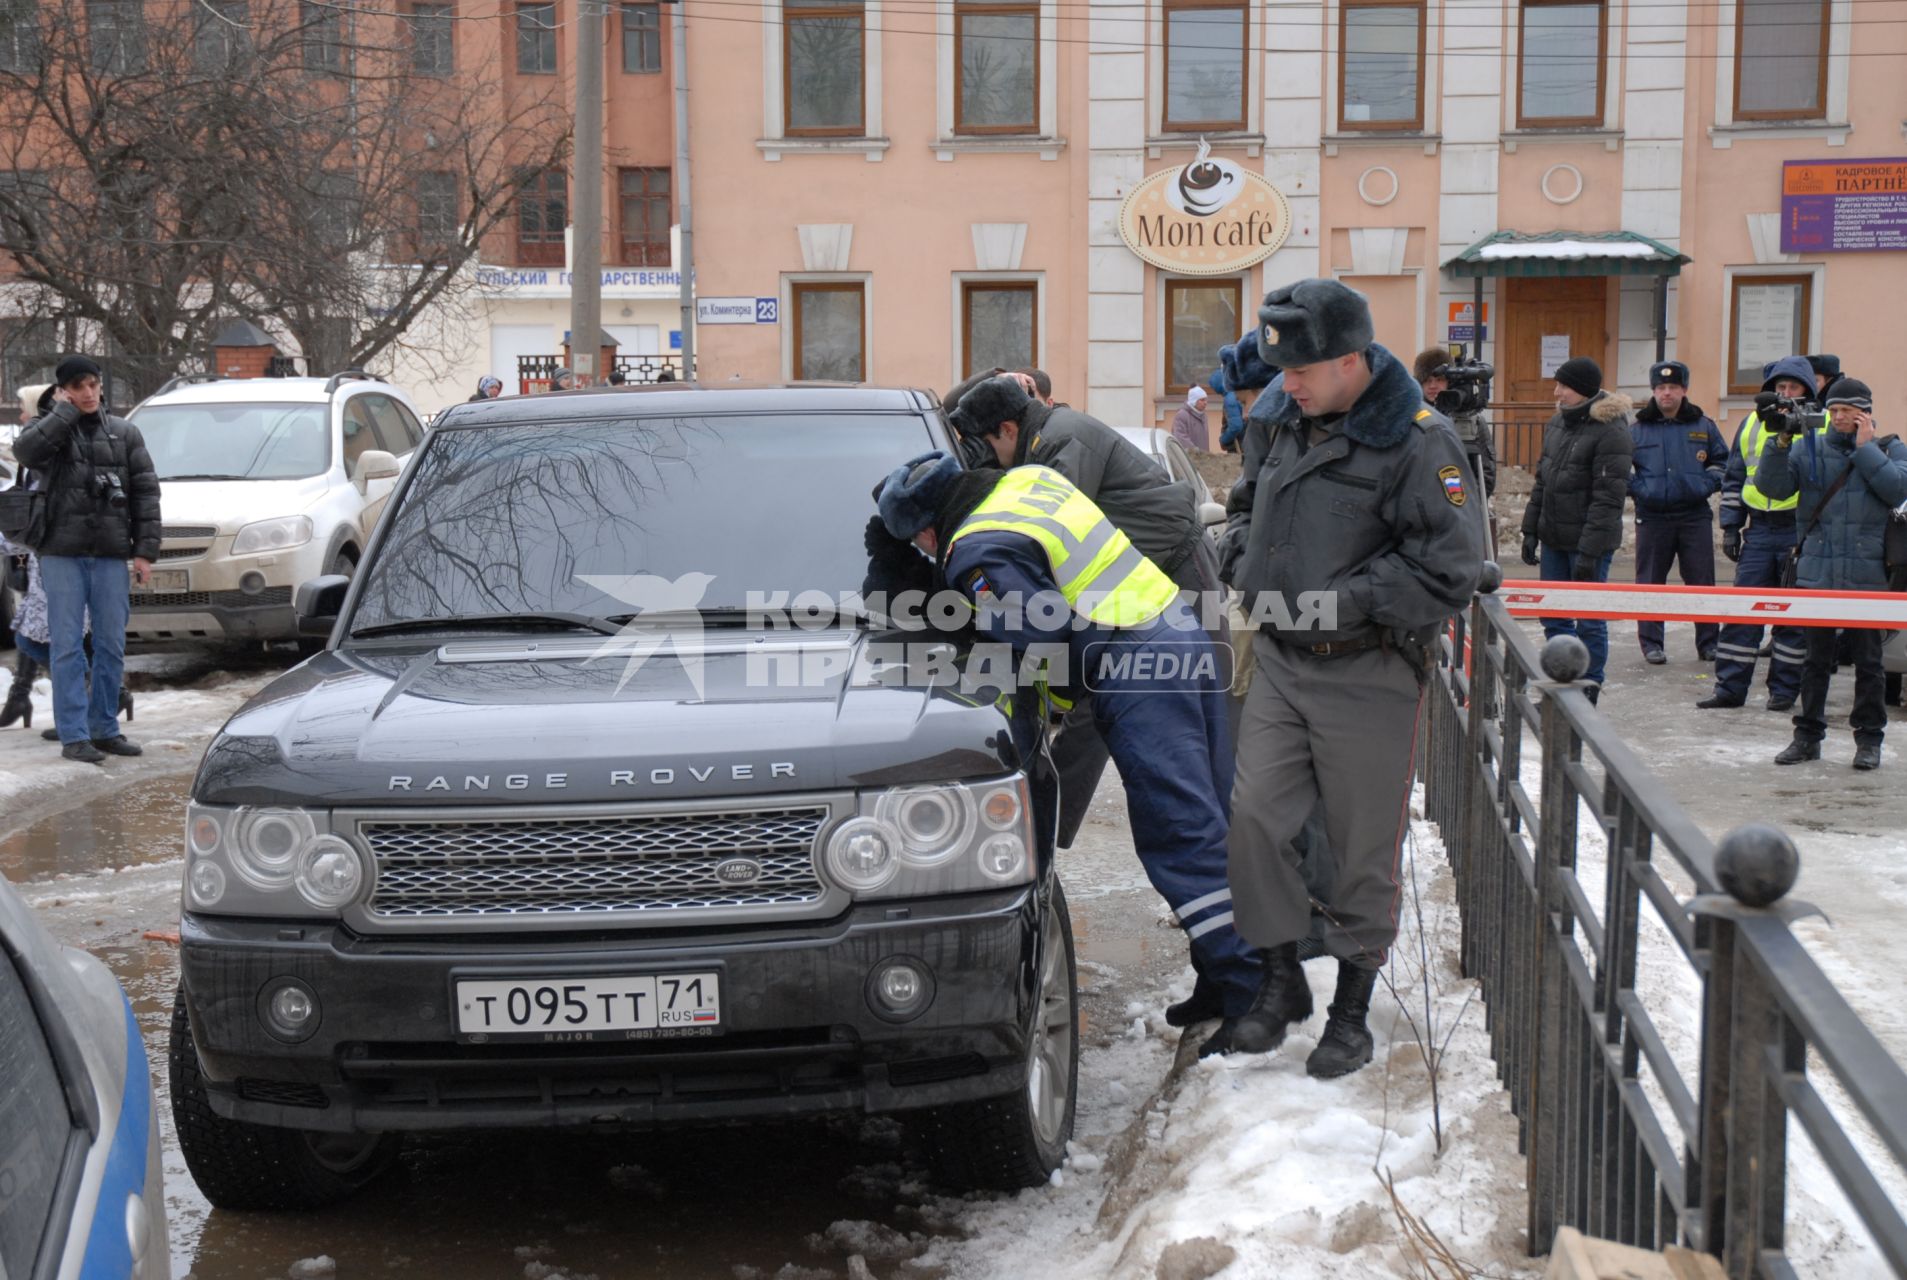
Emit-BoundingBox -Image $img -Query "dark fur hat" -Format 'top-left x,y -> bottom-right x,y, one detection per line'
952,374 -> 1032,438
1255,279 -> 1374,368
1413,346 -> 1452,385
878,451 -> 964,539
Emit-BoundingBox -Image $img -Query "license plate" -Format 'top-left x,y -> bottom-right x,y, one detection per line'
454,972 -> 721,1042
134,569 -> 187,592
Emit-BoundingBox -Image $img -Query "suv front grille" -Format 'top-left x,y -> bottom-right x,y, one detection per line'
129,587 -> 292,610
359,808 -> 831,919
162,525 -> 219,539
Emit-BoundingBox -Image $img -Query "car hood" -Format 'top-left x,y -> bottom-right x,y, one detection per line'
156,475 -> 337,534
193,627 -> 1028,806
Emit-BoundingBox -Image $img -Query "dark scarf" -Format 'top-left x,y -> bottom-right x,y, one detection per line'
1635,397 -> 1707,425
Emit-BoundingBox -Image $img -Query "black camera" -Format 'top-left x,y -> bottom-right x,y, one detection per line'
1754,392 -> 1826,442
91,471 -> 127,510
1430,358 -> 1495,419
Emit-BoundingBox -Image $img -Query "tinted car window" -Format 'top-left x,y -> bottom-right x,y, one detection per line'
0,950 -> 74,1279
341,397 -> 383,469
392,401 -> 426,451
362,394 -> 419,454
349,414 -> 936,630
134,402 -> 330,480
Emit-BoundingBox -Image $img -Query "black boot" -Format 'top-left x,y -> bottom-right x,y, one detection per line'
1204,943 -> 1312,1056
1853,743 -> 1881,772
0,652 -> 36,728
1165,972 -> 1223,1028
1306,962 -> 1380,1079
118,687 -> 134,722
1695,693 -> 1744,709
1774,736 -> 1821,765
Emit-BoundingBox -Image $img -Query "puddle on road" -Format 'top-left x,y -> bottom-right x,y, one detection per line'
0,773 -> 191,880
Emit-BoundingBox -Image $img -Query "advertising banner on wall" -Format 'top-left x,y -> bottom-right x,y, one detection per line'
1780,159 -> 1907,254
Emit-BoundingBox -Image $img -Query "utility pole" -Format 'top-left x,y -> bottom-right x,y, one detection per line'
569,0 -> 604,384
670,0 -> 694,380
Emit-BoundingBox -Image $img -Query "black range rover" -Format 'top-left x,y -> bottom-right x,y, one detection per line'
168,385 -> 1075,1208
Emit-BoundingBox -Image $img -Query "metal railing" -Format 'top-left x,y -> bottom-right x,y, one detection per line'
1422,589 -> 1907,1274
515,353 -> 687,393
1487,405 -> 1553,470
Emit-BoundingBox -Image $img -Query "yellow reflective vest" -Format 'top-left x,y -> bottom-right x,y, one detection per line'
1737,413 -> 1802,513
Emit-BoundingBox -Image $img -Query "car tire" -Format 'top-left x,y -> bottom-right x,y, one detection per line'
295,549 -> 357,657
918,878 -> 1077,1192
168,987 -> 399,1210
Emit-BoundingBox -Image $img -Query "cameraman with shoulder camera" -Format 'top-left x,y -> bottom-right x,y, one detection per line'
1754,379 -> 1907,770
1630,361 -> 1726,663
1414,347 -> 1496,495
1704,356 -> 1818,711
11,356 -> 161,764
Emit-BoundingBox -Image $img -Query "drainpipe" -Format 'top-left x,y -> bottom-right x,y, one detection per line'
670,0 -> 694,380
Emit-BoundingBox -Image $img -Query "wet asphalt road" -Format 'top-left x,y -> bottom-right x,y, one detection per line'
7,762 -> 1175,1280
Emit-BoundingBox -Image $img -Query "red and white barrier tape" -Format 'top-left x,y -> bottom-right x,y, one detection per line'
1495,580 -> 1907,630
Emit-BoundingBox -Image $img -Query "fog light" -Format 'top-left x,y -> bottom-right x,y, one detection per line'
239,571 -> 267,595
187,860 -> 225,908
868,958 -> 934,1021
261,979 -> 319,1042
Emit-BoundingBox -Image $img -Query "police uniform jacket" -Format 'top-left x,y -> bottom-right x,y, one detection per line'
1220,343 -> 1487,647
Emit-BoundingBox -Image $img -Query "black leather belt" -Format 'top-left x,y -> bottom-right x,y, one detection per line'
1283,632 -> 1385,659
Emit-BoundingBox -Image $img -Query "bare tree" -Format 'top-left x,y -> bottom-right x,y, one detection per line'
0,0 -> 570,398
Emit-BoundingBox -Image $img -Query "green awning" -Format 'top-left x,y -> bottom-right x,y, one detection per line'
1444,231 -> 1691,279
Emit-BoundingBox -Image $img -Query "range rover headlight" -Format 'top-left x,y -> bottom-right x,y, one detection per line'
828,775 -> 1036,900
183,803 -> 367,918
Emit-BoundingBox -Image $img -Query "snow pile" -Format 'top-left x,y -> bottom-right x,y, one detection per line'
1476,239 -> 1663,261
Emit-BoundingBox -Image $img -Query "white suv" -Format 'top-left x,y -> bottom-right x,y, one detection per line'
124,371 -> 426,646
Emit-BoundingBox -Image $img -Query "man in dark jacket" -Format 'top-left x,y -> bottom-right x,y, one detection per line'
1519,357 -> 1633,698
1754,380 -> 1907,771
10,356 -> 161,763
1219,279 -> 1485,1078
1704,355 -> 1818,710
1630,361 -> 1725,663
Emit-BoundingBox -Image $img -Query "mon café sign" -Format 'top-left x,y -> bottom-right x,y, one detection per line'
1117,141 -> 1292,275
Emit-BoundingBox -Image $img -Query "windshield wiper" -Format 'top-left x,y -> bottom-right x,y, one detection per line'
604,604 -> 879,628
350,612 -> 626,639
164,473 -> 252,481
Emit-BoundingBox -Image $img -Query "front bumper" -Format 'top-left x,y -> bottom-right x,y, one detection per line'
126,592 -> 296,643
179,885 -> 1043,1133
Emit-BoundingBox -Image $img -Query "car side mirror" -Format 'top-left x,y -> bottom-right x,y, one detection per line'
352,449 -> 399,489
1199,501 -> 1228,528
295,574 -> 351,637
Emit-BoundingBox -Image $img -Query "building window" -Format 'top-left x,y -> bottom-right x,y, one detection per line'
1517,0 -> 1606,127
785,0 -> 864,135
1728,274 -> 1812,397
618,167 -> 670,266
962,281 -> 1037,377
621,2 -> 660,72
516,168 -> 567,266
1163,0 -> 1248,132
87,0 -> 145,72
0,0 -> 41,72
956,0 -> 1037,134
301,0 -> 345,71
1165,278 -> 1240,394
792,281 -> 865,381
1340,0 -> 1423,130
516,1 -> 556,74
192,0 -> 249,70
312,173 -> 358,250
1735,0 -> 1828,120
409,170 -> 458,261
408,2 -> 452,75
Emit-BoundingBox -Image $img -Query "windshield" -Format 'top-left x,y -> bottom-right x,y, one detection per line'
133,402 -> 330,480
347,413 -> 937,634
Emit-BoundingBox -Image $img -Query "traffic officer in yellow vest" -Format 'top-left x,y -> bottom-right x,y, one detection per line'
1700,355 -> 1815,710
874,452 -> 1266,1058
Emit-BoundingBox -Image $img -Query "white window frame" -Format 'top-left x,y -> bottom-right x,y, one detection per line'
760,0 -> 890,159
1709,0 -> 1851,145
781,272 -> 875,380
950,271 -> 1046,386
1146,0 -> 1263,142
1716,262 -> 1826,410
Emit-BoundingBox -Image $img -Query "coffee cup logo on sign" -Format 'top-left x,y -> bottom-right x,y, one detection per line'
1117,138 -> 1293,277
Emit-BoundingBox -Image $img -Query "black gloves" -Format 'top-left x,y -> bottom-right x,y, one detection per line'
1216,524 -> 1248,587
1520,534 -> 1540,567
1571,553 -> 1600,582
1722,527 -> 1742,562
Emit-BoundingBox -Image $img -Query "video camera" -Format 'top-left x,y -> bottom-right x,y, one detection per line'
1428,358 -> 1494,419
1753,392 -> 1827,442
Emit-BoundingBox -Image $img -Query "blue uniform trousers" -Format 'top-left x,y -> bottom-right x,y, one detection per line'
1712,519 -> 1803,702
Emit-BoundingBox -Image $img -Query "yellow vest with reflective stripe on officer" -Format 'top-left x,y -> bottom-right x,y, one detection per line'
1733,413 -> 1802,516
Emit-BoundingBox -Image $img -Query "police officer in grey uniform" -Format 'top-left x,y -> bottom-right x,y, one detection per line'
1216,280 -> 1486,1075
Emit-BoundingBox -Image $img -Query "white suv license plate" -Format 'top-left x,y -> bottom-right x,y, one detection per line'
454,972 -> 721,1042
134,569 -> 188,592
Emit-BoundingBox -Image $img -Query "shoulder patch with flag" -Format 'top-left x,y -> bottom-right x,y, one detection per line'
964,567 -> 996,602
1438,464 -> 1467,507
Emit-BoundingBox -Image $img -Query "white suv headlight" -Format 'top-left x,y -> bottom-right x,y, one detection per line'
184,803 -> 369,917
825,776 -> 1036,901
232,515 -> 313,555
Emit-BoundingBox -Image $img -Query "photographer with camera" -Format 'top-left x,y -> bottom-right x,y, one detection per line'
1754,379 -> 1907,770
1414,347 -> 1497,495
1630,361 -> 1726,663
1703,356 -> 1818,710
10,356 -> 161,764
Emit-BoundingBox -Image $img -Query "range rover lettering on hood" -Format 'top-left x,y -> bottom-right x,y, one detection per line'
388,763 -> 797,792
